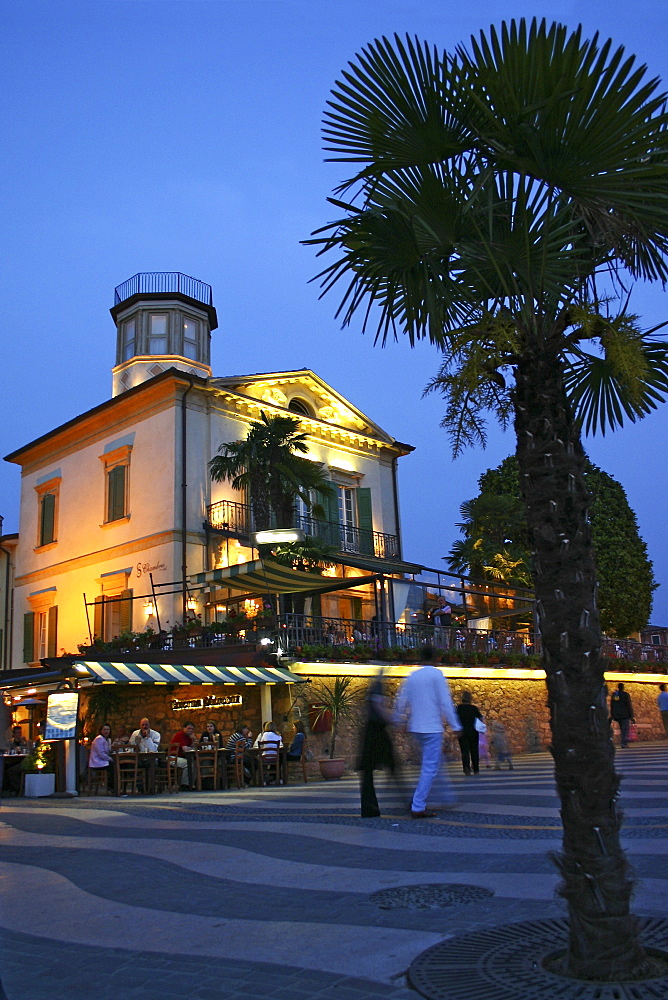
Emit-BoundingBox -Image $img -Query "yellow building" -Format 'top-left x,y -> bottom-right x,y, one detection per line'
4,272 -> 415,669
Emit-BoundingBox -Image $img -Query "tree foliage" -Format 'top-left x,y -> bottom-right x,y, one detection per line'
447,456 -> 656,634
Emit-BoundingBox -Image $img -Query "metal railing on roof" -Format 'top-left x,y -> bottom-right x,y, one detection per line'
114,272 -> 213,306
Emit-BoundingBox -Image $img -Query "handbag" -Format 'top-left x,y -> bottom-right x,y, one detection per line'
627,722 -> 638,742
474,717 -> 487,734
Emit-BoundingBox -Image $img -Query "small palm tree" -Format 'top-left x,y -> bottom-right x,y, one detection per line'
311,677 -> 359,758
209,412 -> 333,531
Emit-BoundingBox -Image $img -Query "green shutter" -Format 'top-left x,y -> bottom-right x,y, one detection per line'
93,596 -> 104,642
325,488 -> 341,547
40,492 -> 56,546
47,606 -> 58,658
23,612 -> 35,663
357,488 -> 374,555
119,589 -> 133,634
107,465 -> 126,521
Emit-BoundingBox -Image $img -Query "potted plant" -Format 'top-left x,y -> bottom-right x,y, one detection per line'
22,741 -> 56,797
310,677 -> 359,780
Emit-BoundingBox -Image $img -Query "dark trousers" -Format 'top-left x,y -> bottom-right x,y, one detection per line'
615,718 -> 630,746
458,732 -> 480,774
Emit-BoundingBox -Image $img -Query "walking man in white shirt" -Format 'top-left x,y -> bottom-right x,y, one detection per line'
395,646 -> 462,818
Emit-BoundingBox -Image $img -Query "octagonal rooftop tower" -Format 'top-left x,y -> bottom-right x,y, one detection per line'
110,271 -> 218,396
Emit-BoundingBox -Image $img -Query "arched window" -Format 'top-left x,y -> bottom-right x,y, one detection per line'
288,397 -> 313,417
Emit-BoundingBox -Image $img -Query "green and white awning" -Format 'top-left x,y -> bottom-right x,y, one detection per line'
189,557 -> 378,595
73,661 -> 305,685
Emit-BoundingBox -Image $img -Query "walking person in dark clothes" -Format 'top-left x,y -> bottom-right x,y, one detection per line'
456,690 -> 484,775
610,682 -> 635,747
358,670 -> 404,817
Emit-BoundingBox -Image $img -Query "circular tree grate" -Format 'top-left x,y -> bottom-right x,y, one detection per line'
408,918 -> 668,1000
370,883 -> 494,911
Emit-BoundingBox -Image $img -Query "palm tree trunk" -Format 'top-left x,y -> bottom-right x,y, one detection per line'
514,350 -> 646,980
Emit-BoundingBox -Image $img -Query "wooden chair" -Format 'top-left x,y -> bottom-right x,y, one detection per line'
153,751 -> 177,794
85,766 -> 110,796
287,737 -> 309,784
114,748 -> 145,796
195,748 -> 219,791
165,743 -> 183,793
256,739 -> 282,786
224,742 -> 247,790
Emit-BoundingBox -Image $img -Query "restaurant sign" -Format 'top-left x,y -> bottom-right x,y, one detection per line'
171,694 -> 243,712
44,691 -> 80,740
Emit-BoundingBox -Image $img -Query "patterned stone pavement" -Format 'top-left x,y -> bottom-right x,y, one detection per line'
0,744 -> 666,1000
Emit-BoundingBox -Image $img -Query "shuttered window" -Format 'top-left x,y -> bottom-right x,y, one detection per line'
39,492 -> 56,546
357,488 -> 374,556
107,465 -> 127,522
23,612 -> 35,663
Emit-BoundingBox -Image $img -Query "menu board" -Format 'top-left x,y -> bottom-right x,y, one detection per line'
44,691 -> 80,740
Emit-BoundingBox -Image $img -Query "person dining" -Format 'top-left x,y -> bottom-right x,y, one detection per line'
171,721 -> 196,787
3,726 -> 29,795
88,722 -> 114,790
7,726 -> 28,753
254,721 -> 283,755
226,724 -> 253,785
286,721 -> 305,761
129,718 -> 160,751
200,721 -> 221,745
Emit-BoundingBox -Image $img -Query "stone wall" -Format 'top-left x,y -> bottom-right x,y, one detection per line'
79,676 -> 666,770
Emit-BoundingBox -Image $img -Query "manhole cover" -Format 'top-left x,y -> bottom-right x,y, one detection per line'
409,918 -> 668,1000
370,883 -> 494,910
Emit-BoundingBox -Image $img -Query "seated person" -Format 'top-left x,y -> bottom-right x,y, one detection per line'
286,720 -> 305,761
129,718 -> 160,751
88,722 -> 114,790
226,724 -> 253,757
111,725 -> 130,750
254,721 -> 283,756
3,726 -> 29,795
171,721 -> 195,787
200,721 -> 221,745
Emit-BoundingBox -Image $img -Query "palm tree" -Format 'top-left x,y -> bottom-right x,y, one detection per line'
308,20 -> 668,979
209,412 -> 333,532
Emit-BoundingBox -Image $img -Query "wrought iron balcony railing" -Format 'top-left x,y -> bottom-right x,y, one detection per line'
114,271 -> 214,306
206,501 -> 399,560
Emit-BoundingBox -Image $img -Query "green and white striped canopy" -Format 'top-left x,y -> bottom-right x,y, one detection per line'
188,557 -> 378,594
73,661 -> 304,685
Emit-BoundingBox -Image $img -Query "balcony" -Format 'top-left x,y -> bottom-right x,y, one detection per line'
206,501 -> 400,560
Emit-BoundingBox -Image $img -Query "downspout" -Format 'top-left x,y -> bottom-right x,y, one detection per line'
391,455 -> 403,560
181,378 -> 194,622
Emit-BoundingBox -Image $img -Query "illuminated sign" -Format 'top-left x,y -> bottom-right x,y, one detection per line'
171,694 -> 242,712
45,691 -> 80,740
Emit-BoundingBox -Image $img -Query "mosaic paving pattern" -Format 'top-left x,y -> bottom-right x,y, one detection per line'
0,745 -> 666,1000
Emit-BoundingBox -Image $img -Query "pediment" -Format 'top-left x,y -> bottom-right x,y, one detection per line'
210,370 -> 397,444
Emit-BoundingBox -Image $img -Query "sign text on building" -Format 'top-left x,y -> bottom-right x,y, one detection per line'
171,694 -> 243,712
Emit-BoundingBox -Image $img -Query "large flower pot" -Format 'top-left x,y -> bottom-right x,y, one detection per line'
318,757 -> 345,780
24,772 -> 55,797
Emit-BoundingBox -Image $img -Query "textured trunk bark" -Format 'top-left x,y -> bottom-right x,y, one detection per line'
514,350 -> 646,980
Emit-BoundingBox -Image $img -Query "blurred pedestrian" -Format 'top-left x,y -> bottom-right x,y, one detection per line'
658,684 -> 668,738
456,690 -> 484,776
358,669 -> 404,818
491,720 -> 513,770
394,646 -> 462,818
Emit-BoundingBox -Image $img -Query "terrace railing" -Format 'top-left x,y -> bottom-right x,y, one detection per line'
206,501 -> 399,560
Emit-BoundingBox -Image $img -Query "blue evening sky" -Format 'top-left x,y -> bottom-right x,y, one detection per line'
3,0 -> 668,623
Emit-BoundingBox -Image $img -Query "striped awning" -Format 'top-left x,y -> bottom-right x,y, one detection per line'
189,557 -> 378,595
73,661 -> 305,685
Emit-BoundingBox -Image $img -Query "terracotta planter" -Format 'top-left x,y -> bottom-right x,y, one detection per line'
318,757 -> 345,780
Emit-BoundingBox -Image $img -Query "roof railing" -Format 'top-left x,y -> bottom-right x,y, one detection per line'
114,272 -> 213,306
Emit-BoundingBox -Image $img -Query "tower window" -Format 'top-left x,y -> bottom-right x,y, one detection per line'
122,318 -> 136,361
183,318 -> 199,360
149,314 -> 168,354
